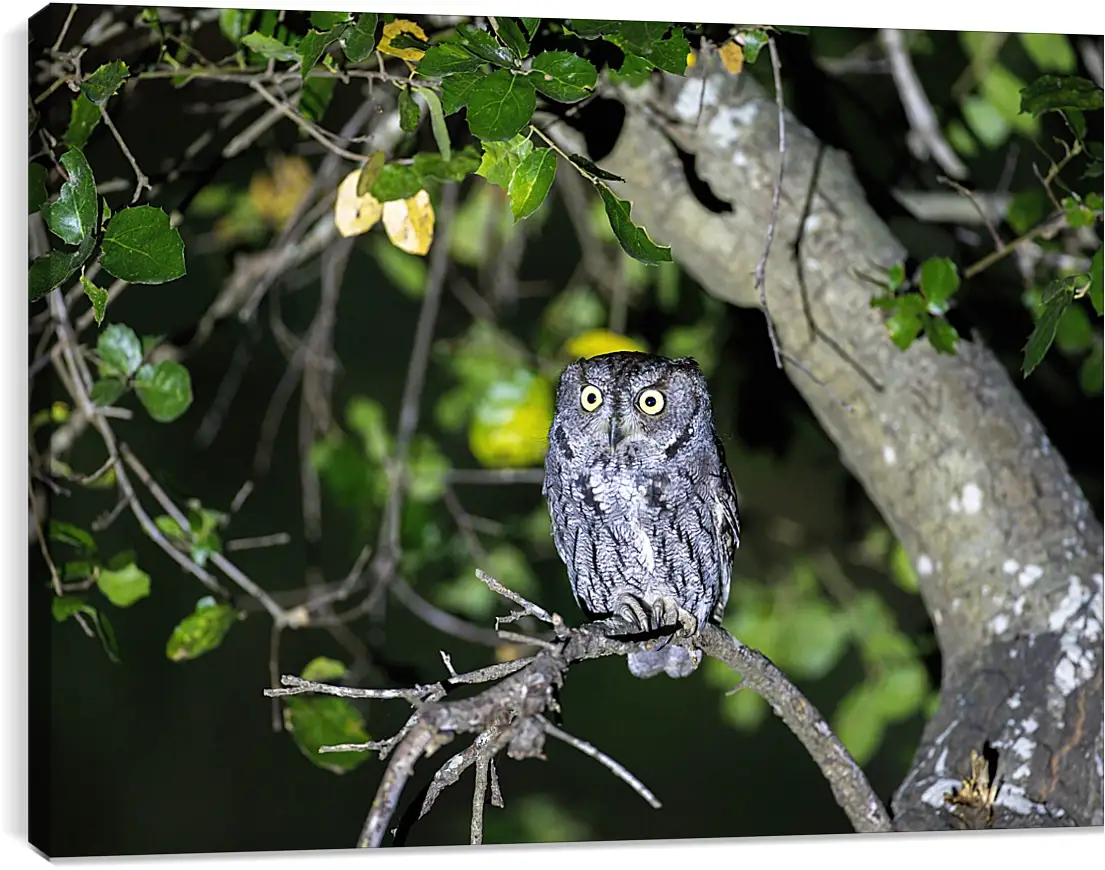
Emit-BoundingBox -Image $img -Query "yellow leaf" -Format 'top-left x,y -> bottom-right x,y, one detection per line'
334,169 -> 383,238
378,19 -> 426,62
383,190 -> 435,255
249,155 -> 314,229
563,329 -> 648,360
686,51 -> 697,69
719,41 -> 745,75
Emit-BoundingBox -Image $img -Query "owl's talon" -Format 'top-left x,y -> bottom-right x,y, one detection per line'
613,594 -> 650,635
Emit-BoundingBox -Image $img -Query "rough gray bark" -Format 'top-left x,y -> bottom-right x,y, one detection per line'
552,68 -> 1103,829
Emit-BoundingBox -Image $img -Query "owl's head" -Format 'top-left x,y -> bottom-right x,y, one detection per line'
550,351 -> 716,462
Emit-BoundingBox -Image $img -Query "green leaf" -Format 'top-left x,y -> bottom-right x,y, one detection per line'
1055,303 -> 1094,353
408,436 -> 451,502
1089,247 -> 1103,316
52,595 -> 87,622
466,70 -> 536,140
80,273 -> 108,326
64,93 -> 101,149
398,85 -> 420,132
218,9 -> 256,45
610,24 -> 690,75
241,31 -> 300,62
298,27 -> 346,78
28,239 -> 95,303
371,234 -> 427,296
43,149 -> 98,246
529,51 -> 598,103
89,377 -> 126,406
346,396 -> 392,463
413,86 -> 453,160
720,686 -> 768,731
1006,189 -> 1051,234
1063,195 -> 1095,228
299,76 -> 336,123
48,520 -> 96,553
134,361 -> 193,423
508,148 -> 557,221
871,662 -> 929,722
885,309 -> 923,350
494,17 -> 529,59
568,153 -> 624,182
417,42 -> 483,76
1020,74 -> 1104,115
962,95 -> 1011,149
925,315 -> 960,354
1023,276 -> 1081,376
888,542 -> 919,593
441,71 -> 484,114
284,694 -> 372,773
97,563 -> 151,608
773,599 -> 849,680
1080,341 -> 1103,395
343,13 -> 378,62
29,163 -> 48,214
567,20 -> 616,39
477,134 -> 534,189
80,60 -> 129,107
456,23 -> 517,68
97,323 -> 143,377
832,683 -> 887,767
302,656 -> 347,682
370,162 -> 423,202
52,597 -> 121,663
597,186 -> 672,265
310,11 -> 349,30
1019,33 -> 1077,73
519,18 -> 540,39
739,29 -> 769,64
918,257 -> 960,314
412,148 -> 481,182
101,206 -> 186,284
166,598 -> 236,661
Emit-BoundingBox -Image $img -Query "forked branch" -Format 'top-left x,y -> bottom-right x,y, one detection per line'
262,574 -> 892,847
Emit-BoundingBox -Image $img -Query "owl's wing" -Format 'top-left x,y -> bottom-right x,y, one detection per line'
542,441 -> 581,598
708,441 -> 741,623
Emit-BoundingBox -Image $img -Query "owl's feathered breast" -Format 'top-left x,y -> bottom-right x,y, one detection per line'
544,428 -> 735,629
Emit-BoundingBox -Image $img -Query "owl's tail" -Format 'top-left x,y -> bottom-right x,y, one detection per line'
627,644 -> 703,679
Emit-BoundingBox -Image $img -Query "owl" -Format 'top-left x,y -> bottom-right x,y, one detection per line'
542,351 -> 740,679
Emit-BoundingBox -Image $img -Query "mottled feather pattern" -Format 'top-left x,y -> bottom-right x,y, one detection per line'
543,351 -> 740,679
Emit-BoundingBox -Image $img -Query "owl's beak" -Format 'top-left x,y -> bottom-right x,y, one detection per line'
608,416 -> 624,451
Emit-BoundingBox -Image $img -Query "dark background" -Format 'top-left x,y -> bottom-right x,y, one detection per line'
28,5 -> 1103,857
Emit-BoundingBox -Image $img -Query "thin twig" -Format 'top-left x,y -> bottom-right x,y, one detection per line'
540,716 -> 662,809
264,675 -> 426,701
118,444 -> 290,626
249,81 -> 365,162
936,176 -> 1004,250
99,107 -> 151,203
752,37 -> 788,372
880,29 -> 968,180
445,469 -> 545,486
51,4 -> 78,54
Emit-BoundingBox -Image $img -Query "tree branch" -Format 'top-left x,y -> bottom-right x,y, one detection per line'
575,65 -> 1102,829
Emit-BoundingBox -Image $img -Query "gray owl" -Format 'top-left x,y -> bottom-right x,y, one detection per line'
542,351 -> 740,679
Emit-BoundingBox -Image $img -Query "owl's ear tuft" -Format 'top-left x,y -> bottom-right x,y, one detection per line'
673,356 -> 703,373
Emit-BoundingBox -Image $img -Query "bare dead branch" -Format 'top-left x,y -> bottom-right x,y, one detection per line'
540,716 -> 662,810
880,29 -> 968,180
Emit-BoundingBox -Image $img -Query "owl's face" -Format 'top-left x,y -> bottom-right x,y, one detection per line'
549,351 -> 714,464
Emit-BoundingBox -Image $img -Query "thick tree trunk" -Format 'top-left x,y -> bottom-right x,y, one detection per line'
554,68 -> 1104,829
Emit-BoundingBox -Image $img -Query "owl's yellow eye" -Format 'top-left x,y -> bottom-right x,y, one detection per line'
579,385 -> 604,412
637,388 -> 665,415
